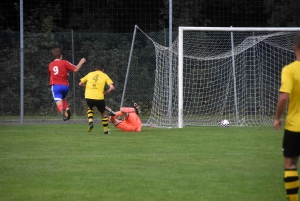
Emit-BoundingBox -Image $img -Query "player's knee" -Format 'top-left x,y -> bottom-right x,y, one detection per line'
113,120 -> 121,126
54,98 -> 62,103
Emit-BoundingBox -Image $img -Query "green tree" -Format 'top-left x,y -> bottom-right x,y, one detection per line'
265,0 -> 300,26
160,0 -> 209,30
23,0 -> 62,32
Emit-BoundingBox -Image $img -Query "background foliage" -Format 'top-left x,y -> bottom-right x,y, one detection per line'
0,0 -> 299,118
0,30 -> 165,116
1,0 -> 300,33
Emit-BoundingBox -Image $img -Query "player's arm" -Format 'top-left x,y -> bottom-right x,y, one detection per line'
274,92 -> 289,130
120,107 -> 136,113
78,76 -> 87,87
73,58 -> 86,72
78,81 -> 85,88
104,83 -> 114,96
274,67 -> 291,130
275,92 -> 289,120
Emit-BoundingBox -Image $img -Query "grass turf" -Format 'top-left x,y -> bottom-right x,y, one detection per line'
0,124 -> 286,201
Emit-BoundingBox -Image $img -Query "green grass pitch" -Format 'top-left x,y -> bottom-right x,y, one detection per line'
0,123 -> 286,201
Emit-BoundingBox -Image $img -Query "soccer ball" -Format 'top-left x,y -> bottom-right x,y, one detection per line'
221,119 -> 230,127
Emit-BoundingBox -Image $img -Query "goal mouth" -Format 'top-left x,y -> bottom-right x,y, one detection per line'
146,27 -> 300,128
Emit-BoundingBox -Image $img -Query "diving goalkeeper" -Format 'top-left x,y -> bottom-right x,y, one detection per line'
105,103 -> 142,132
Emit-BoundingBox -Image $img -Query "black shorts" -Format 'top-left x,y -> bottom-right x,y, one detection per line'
282,129 -> 300,158
86,99 -> 106,113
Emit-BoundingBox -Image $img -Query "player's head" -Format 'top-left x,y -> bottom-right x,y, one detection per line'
52,45 -> 62,59
293,34 -> 300,52
95,63 -> 105,71
134,107 -> 139,115
133,103 -> 140,115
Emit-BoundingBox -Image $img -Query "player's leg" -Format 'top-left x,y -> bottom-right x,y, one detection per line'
105,106 -> 116,116
60,85 -> 70,120
51,85 -> 63,112
115,122 -> 136,132
62,99 -> 71,120
284,157 -> 299,201
51,85 -> 67,121
108,111 -> 123,127
283,130 -> 300,201
111,113 -> 139,132
87,107 -> 94,132
86,99 -> 95,132
108,111 -> 122,124
97,100 -> 110,134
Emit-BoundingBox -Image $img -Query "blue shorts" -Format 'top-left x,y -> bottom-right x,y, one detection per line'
51,85 -> 69,102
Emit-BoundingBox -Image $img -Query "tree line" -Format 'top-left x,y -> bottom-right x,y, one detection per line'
1,0 -> 299,33
0,0 -> 299,117
0,30 -> 164,116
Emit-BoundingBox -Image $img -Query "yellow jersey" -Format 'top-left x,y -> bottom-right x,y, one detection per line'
80,70 -> 113,100
279,60 -> 300,132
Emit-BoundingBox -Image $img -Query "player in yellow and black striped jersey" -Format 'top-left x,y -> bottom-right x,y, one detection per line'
79,63 -> 114,134
274,34 -> 300,201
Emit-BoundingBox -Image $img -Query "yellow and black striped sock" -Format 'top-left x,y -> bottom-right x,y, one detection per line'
102,116 -> 109,132
284,169 -> 299,201
87,109 -> 93,123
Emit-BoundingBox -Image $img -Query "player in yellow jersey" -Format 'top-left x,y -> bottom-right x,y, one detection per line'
79,63 -> 114,134
274,34 -> 300,201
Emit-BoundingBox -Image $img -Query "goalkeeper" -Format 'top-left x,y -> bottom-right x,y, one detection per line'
105,103 -> 142,132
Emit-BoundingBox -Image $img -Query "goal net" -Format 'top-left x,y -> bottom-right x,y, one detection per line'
146,27 -> 300,127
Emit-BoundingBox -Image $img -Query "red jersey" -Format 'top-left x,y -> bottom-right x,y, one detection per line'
48,59 -> 76,86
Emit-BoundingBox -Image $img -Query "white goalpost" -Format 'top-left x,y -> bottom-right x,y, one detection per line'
145,27 -> 300,128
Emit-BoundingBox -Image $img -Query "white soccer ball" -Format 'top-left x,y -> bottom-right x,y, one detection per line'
221,119 -> 230,127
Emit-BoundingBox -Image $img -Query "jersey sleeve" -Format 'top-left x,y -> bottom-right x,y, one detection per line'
105,75 -> 114,85
64,60 -> 76,72
279,66 -> 292,94
80,74 -> 88,83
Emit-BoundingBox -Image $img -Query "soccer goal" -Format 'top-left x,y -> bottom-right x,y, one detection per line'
146,27 -> 300,128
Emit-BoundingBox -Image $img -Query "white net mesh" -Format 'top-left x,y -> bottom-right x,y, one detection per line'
147,30 -> 300,127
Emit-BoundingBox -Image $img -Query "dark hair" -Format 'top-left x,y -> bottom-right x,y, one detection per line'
134,107 -> 140,115
51,45 -> 62,59
95,63 -> 105,70
133,103 -> 140,115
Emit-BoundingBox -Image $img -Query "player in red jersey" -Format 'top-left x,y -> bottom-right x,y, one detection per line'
48,45 -> 86,121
